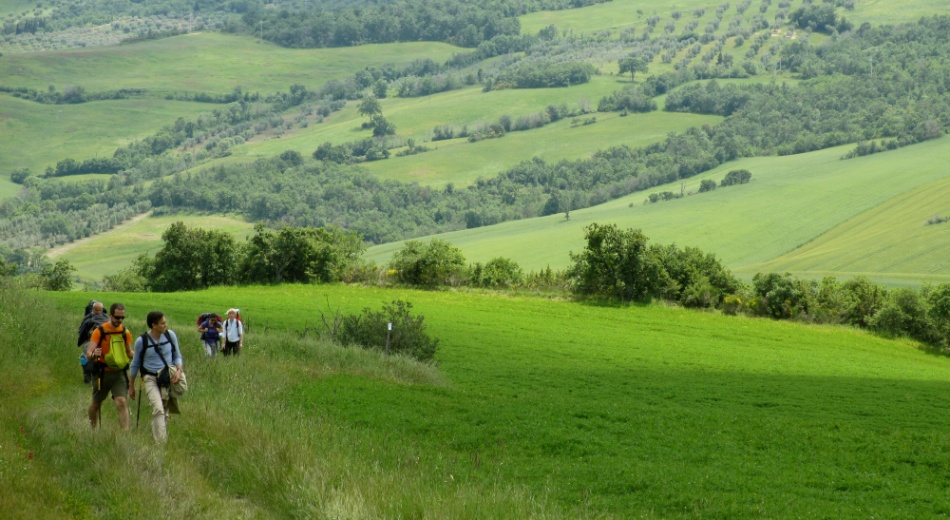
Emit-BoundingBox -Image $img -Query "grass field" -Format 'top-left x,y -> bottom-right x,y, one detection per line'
0,0 -> 36,17
746,176 -> 950,284
364,136 -> 950,286
235,77 -> 722,187
519,0 -> 941,37
46,212 -> 256,284
0,95 -> 217,187
50,135 -> 950,287
20,283 -> 950,518
0,32 -> 462,96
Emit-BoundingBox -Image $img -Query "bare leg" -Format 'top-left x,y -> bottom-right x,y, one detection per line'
115,396 -> 130,431
88,400 -> 102,428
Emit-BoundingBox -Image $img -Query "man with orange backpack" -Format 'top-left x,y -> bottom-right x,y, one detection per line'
85,303 -> 135,430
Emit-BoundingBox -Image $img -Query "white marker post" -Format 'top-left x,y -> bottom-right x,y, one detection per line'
386,322 -> 392,354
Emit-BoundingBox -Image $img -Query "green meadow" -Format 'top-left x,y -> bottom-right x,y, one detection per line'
520,0 -> 939,37
0,95 -> 216,185
365,136 -> 950,286
748,175 -> 950,285
0,32 -> 461,95
0,32 -> 460,195
7,283 -> 946,518
362,110 -> 719,187
0,1 -> 36,17
238,77 -> 721,188
49,135 -> 950,287
46,212 -> 256,283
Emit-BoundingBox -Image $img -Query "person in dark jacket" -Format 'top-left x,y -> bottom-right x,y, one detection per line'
77,301 -> 108,383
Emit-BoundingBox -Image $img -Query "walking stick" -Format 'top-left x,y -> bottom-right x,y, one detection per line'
136,377 -> 142,429
96,367 -> 102,429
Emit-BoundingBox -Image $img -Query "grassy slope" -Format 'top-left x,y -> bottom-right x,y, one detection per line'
5,0 -> 949,287
0,33 -> 461,194
27,284 -> 950,519
53,135 -> 950,286
46,212 -> 256,283
747,176 -> 950,285
234,77 -> 722,187
0,0 -> 36,17
0,95 -> 216,181
365,136 -> 950,285
520,0 -> 941,36
0,32 -> 462,95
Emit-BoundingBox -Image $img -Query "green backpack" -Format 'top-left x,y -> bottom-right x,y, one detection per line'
96,325 -> 131,370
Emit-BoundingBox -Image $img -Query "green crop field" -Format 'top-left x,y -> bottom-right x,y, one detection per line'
0,95 -> 216,187
0,32 -> 462,198
0,32 -> 461,96
0,0 -> 36,17
520,0 -> 939,37
365,136 -> 950,286
21,283 -> 950,518
234,77 -> 722,188
362,110 -> 720,187
51,135 -> 950,287
46,212 -> 256,284
747,176 -> 950,285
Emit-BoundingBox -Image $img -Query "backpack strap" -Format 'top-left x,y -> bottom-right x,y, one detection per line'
142,331 -> 178,371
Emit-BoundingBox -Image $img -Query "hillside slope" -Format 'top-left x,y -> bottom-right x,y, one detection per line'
16,283 -> 950,519
365,136 -> 950,285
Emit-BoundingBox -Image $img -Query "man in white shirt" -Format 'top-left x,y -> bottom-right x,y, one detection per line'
222,308 -> 244,356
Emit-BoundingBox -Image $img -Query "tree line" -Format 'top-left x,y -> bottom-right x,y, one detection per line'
234,0 -> 607,49
71,220 -> 948,354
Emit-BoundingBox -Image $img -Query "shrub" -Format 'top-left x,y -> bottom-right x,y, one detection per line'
470,257 -> 523,288
390,239 -> 467,287
698,179 -> 717,192
337,300 -> 439,362
721,169 -> 752,186
751,272 -> 816,320
840,276 -> 886,327
9,168 -> 31,184
869,288 -> 939,344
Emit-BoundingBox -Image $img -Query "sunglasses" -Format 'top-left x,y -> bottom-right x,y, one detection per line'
112,315 -> 126,321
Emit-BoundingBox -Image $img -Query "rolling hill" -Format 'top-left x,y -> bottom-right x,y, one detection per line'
3,0 -> 950,289
9,282 -> 947,519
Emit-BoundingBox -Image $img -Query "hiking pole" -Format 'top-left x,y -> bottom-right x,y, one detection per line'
136,377 -> 142,429
96,368 -> 102,430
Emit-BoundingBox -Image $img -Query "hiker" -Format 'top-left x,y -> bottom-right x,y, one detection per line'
221,308 -> 244,356
86,303 -> 134,431
77,301 -> 109,384
197,313 -> 223,358
129,311 -> 183,444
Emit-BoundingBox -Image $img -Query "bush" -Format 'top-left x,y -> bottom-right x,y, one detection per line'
721,169 -> 752,187
389,239 -> 467,287
337,300 -> 439,363
869,288 -> 941,345
698,179 -> 717,192
751,272 -> 816,320
9,168 -> 31,184
470,257 -> 523,288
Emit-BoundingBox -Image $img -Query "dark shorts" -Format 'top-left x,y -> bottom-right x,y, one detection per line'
92,369 -> 129,402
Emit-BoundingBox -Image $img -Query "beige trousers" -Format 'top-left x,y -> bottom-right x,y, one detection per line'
142,374 -> 169,443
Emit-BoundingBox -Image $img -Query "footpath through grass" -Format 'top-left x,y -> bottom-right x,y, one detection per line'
31,283 -> 950,518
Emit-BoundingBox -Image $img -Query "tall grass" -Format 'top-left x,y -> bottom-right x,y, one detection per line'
37,283 -> 950,518
3,285 -> 576,519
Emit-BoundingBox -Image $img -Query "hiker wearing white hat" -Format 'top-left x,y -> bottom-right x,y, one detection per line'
222,308 -> 244,356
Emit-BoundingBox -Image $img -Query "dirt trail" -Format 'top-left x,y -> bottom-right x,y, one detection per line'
47,211 -> 152,258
